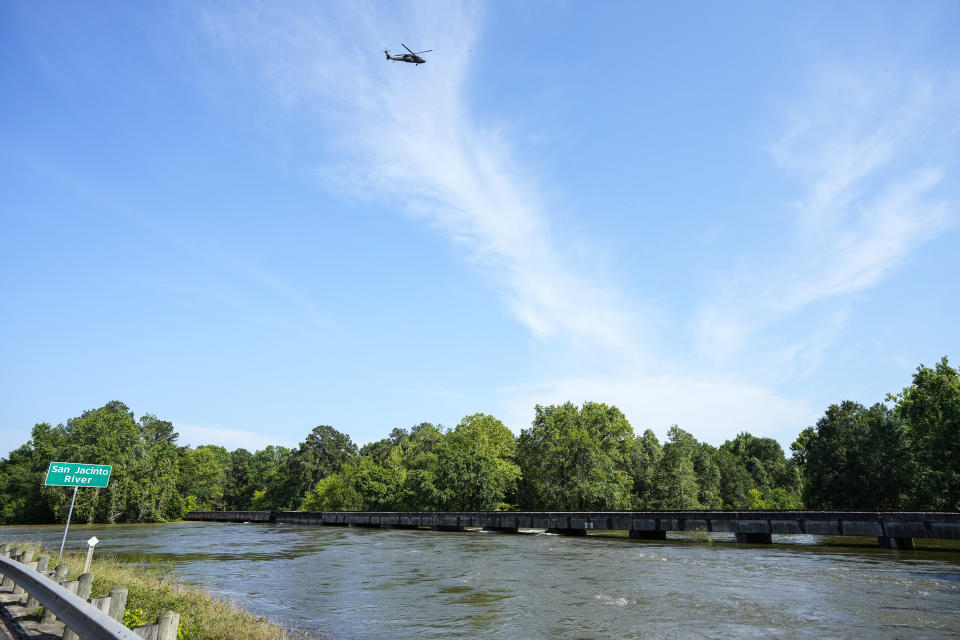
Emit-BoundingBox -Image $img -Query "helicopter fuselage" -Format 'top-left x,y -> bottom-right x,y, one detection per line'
385,52 -> 426,65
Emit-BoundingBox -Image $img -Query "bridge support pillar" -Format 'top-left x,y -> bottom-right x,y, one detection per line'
878,536 -> 914,550
735,532 -> 772,544
547,528 -> 588,536
483,527 -> 519,534
629,530 -> 667,540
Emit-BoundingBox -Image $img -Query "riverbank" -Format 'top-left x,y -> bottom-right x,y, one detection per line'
1,540 -> 304,640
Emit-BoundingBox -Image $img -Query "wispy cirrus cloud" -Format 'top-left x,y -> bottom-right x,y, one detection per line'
695,70 -> 957,364
197,1 -> 643,361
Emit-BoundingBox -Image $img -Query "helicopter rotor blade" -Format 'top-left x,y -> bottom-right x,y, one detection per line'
414,50 -> 432,54
401,43 -> 415,55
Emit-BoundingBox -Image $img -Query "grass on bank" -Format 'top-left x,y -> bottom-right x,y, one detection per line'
7,540 -> 302,640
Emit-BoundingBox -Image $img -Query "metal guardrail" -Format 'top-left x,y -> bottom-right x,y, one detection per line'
0,554 -> 142,640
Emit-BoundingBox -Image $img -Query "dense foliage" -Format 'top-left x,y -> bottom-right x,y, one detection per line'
792,357 -> 960,511
1,357 -> 957,523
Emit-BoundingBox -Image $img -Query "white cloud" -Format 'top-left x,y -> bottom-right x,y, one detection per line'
695,70 -> 956,363
197,1 -> 643,361
497,372 -> 817,449
174,423 -> 296,451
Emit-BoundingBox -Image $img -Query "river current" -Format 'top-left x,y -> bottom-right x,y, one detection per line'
2,522 -> 959,639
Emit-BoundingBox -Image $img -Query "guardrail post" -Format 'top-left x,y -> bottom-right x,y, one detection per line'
41,579 -> 79,624
0,560 -> 13,587
157,610 -> 180,640
109,586 -> 128,621
38,562 -> 72,623
25,555 -> 51,609
53,562 -> 70,581
89,595 -> 112,613
132,624 -> 159,639
77,572 -> 94,599
11,549 -> 35,595
62,573 -> 95,640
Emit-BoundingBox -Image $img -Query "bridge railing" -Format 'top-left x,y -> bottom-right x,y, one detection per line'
185,509 -> 960,549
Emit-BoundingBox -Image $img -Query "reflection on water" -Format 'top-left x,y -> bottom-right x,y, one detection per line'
2,522 -> 960,639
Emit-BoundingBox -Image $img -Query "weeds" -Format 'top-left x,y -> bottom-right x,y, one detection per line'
688,529 -> 713,544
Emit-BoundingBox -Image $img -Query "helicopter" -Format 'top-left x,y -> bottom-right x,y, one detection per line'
384,43 -> 432,66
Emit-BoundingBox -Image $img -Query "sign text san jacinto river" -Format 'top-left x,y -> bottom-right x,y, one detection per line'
44,462 -> 112,488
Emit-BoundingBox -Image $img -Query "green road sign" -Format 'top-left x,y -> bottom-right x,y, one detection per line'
44,462 -> 112,488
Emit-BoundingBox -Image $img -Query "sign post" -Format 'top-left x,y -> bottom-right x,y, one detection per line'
44,462 -> 112,561
84,536 -> 100,573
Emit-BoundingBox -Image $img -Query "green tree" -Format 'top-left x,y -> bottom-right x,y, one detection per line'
127,414 -> 182,521
178,445 -> 232,511
650,426 -> 701,509
712,448 -> 753,508
0,423 -> 63,524
626,429 -> 662,508
53,401 -> 143,523
301,473 -> 362,511
360,428 -> 410,465
395,422 -> 446,510
453,413 -> 520,506
277,425 -> 358,508
792,401 -> 911,509
517,402 -> 634,510
693,444 -> 723,509
719,432 -> 801,509
225,448 -> 254,510
432,433 -> 510,510
893,357 -> 960,510
2,404 -> 182,524
248,445 -> 293,509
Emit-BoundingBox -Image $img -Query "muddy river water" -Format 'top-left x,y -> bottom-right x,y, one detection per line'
2,521 -> 959,638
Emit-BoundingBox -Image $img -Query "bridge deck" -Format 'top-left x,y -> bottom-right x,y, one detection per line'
185,510 -> 960,548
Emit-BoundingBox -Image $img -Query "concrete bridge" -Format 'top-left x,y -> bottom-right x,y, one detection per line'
185,510 -> 960,549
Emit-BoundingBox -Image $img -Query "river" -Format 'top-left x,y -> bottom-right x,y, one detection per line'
2,522 -> 959,638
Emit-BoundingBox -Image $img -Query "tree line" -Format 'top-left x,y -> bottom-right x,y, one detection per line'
0,357 -> 956,524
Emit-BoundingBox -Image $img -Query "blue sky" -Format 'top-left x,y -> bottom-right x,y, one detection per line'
2,1 -> 958,458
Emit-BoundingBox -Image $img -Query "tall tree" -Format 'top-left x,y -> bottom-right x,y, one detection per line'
650,426 -> 701,509
893,357 -> 960,510
626,429 -> 662,508
178,445 -> 232,511
248,445 -> 293,509
396,423 -> 445,510
277,425 -> 358,508
225,448 -> 254,511
54,401 -> 142,523
517,402 -> 634,510
453,413 -> 520,505
792,401 -> 911,509
0,423 -> 62,524
128,414 -> 182,521
432,432 -> 510,510
720,432 -> 801,508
